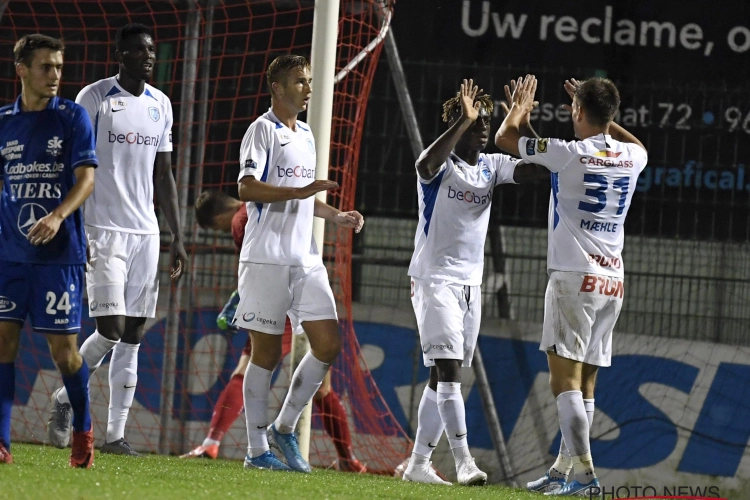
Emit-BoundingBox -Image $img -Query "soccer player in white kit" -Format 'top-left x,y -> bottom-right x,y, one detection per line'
48,23 -> 188,455
496,76 -> 647,496
403,80 -> 547,486
234,55 -> 363,472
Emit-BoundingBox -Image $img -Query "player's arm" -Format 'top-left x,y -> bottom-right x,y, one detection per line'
153,151 -> 188,280
238,177 -> 339,203
496,75 -> 538,157
27,165 -> 94,246
416,79 -> 481,180
313,198 -> 364,233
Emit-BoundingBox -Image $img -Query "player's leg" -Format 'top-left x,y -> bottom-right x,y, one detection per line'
49,228 -> 126,447
312,372 -> 365,473
102,231 -> 160,455
270,263 -> 340,473
100,316 -> 145,455
36,263 -> 94,468
234,262 -> 291,471
0,321 -> 21,464
182,338 -> 251,459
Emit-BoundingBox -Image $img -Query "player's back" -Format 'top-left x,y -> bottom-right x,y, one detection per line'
76,76 -> 173,234
529,134 -> 647,277
0,96 -> 97,265
237,110 -> 319,268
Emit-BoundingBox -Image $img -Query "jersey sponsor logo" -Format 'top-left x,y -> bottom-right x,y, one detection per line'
9,183 -> 62,200
6,161 -> 64,176
588,253 -> 622,269
579,151 -> 634,168
17,203 -> 48,236
244,159 -> 258,170
537,138 -> 548,153
0,296 -> 16,313
447,185 -> 492,205
580,275 -> 624,298
276,165 -> 314,178
526,138 -> 536,156
422,342 -> 453,353
148,106 -> 160,122
107,131 -> 160,147
2,140 -> 24,161
46,136 -> 63,156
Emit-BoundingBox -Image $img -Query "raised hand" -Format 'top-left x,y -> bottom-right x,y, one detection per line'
500,77 -> 538,125
511,74 -> 538,115
296,179 -> 339,199
459,78 -> 482,122
561,78 -> 581,113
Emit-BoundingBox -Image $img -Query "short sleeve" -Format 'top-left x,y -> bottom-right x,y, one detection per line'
488,154 -> 521,186
627,143 -> 648,173
415,148 -> 448,183
238,121 -> 272,181
74,85 -> 99,127
158,98 -> 173,153
518,137 -> 578,173
70,103 -> 98,169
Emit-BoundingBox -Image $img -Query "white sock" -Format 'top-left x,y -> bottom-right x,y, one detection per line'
106,342 -> 139,442
557,390 -> 595,483
57,330 -> 118,405
274,352 -> 330,434
244,363 -> 273,458
554,397 -> 595,478
436,382 -> 470,467
202,437 -> 221,447
412,386 -> 444,459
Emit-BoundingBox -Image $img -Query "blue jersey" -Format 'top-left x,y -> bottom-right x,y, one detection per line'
0,95 -> 98,265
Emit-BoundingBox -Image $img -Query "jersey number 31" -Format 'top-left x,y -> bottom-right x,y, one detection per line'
578,174 -> 630,215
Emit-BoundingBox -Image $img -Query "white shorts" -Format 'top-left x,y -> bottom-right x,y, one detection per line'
234,262 -> 338,335
85,226 -> 160,318
540,271 -> 624,367
410,277 -> 481,368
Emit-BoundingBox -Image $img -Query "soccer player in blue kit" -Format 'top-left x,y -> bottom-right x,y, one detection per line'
0,34 -> 98,468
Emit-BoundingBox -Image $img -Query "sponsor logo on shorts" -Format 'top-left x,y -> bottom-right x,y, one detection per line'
0,296 -> 17,313
580,275 -> 624,298
54,318 -> 69,325
242,312 -> 277,326
422,342 -> 454,354
89,300 -> 118,311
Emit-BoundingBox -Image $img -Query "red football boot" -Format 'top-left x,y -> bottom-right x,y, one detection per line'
69,429 -> 94,469
0,443 -> 13,464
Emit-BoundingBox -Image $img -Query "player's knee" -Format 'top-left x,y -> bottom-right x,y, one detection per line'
0,333 -> 19,361
51,347 -> 81,376
435,359 -> 461,383
312,337 -> 341,364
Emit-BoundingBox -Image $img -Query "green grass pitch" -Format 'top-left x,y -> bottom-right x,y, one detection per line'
0,444 -> 544,500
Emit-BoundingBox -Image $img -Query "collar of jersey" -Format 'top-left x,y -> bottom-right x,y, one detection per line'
450,151 -> 484,169
12,95 -> 59,115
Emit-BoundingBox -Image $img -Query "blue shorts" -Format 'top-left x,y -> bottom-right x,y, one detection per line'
0,260 -> 84,334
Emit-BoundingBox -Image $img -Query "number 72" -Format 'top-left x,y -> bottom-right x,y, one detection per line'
578,174 -> 631,215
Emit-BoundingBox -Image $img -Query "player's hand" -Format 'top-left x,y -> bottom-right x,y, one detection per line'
511,74 -> 538,115
170,238 -> 189,280
459,78 -> 482,123
296,180 -> 339,199
27,212 -> 64,245
334,210 -> 364,233
500,78 -> 538,125
561,78 -> 581,113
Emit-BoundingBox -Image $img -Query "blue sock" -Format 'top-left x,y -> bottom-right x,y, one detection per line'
62,359 -> 92,433
0,362 -> 14,450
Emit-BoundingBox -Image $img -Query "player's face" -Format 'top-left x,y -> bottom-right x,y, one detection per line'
119,34 -> 156,81
17,49 -> 63,99
457,104 -> 491,151
278,67 -> 312,114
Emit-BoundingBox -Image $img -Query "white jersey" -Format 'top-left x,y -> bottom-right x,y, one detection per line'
408,152 -> 519,286
518,134 -> 648,278
76,76 -> 173,234
238,109 -> 320,268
